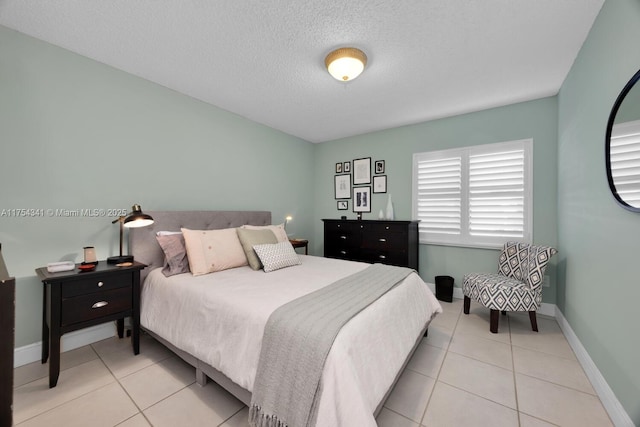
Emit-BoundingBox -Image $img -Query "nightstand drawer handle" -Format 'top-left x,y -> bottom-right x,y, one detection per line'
92,301 -> 109,309
379,238 -> 387,242
340,235 -> 347,240
97,281 -> 104,287
379,255 -> 387,259
340,250 -> 347,255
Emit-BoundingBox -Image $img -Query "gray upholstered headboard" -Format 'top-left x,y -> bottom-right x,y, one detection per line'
129,211 -> 272,283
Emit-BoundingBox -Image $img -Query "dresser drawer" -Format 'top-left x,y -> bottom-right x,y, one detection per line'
361,249 -> 407,267
61,272 -> 131,298
363,222 -> 407,234
325,247 -> 360,261
361,231 -> 406,250
61,287 -> 131,327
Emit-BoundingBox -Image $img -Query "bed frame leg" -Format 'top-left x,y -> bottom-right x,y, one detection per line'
196,368 -> 207,387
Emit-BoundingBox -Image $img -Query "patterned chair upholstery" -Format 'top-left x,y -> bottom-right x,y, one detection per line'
462,241 -> 557,333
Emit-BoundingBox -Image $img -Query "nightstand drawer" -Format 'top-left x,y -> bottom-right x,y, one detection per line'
61,272 -> 131,298
61,287 -> 131,327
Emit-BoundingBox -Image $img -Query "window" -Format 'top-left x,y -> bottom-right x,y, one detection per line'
412,139 -> 532,248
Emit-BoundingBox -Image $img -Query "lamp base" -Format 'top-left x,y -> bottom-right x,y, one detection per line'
107,255 -> 134,264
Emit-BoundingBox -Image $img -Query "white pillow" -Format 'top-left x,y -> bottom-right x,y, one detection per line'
241,224 -> 288,242
181,228 -> 248,276
252,241 -> 301,273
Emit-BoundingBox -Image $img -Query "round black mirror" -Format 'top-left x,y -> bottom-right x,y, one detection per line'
606,68 -> 640,212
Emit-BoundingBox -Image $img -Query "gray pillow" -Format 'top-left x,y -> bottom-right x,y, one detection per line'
236,228 -> 278,270
156,234 -> 190,277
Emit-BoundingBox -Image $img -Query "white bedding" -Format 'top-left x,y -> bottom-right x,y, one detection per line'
140,255 -> 442,427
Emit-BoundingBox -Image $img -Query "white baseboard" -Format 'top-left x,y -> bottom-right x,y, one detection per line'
14,323 -> 116,368
554,308 -> 634,427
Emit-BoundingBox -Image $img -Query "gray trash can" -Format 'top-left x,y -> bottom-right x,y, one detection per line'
435,275 -> 454,302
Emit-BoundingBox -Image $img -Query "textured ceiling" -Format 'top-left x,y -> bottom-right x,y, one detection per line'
0,1 -> 604,143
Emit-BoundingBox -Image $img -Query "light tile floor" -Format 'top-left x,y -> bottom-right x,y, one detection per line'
13,299 -> 614,426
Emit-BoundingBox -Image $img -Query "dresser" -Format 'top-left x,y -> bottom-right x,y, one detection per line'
36,261 -> 145,388
323,219 -> 419,270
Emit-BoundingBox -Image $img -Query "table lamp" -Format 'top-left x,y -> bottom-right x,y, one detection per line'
107,204 -> 154,264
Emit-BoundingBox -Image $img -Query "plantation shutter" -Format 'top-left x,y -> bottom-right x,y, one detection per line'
413,139 -> 532,248
414,156 -> 462,235
610,120 -> 640,208
468,149 -> 525,238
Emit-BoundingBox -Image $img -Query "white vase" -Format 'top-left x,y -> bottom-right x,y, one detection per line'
378,209 -> 384,220
386,194 -> 394,220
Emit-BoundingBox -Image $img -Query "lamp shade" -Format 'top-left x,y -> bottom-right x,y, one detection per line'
325,47 -> 367,82
123,204 -> 154,228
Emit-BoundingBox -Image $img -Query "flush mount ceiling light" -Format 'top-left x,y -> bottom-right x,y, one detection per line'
325,47 -> 368,82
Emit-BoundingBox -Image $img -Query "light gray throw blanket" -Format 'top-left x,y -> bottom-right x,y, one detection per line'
248,263 -> 414,427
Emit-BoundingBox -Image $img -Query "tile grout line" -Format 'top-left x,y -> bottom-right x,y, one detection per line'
417,301 -> 463,426
508,314 -> 523,427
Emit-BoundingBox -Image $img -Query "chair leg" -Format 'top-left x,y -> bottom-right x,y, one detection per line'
463,296 -> 471,314
529,311 -> 538,332
490,310 -> 499,333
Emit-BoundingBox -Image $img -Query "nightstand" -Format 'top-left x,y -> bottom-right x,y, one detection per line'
289,239 -> 309,255
35,261 -> 146,388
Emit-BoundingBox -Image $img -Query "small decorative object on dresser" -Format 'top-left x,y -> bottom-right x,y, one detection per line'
35,261 -> 146,387
323,219 -> 419,270
385,193 -> 394,220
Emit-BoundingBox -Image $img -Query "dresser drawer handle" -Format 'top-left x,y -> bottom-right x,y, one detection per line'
340,235 -> 347,240
91,301 -> 109,309
340,250 -> 347,255
97,281 -> 104,287
379,238 -> 386,242
379,255 -> 387,259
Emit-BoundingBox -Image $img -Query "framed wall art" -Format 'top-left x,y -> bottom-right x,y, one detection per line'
343,161 -> 351,173
353,157 -> 371,185
353,186 -> 371,213
373,175 -> 387,193
337,200 -> 348,210
375,160 -> 385,174
334,174 -> 351,199
335,162 -> 342,173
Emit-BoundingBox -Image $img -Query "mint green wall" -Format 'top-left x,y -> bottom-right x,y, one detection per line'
0,26 -> 315,347
614,76 -> 640,123
558,0 -> 640,422
313,97 -> 558,299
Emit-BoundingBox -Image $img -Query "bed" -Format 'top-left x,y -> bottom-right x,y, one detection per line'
130,211 -> 442,427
